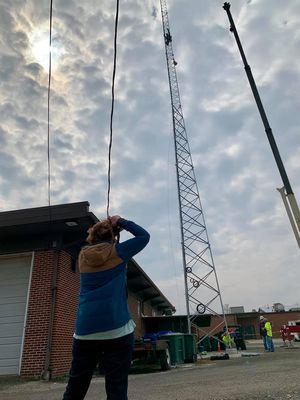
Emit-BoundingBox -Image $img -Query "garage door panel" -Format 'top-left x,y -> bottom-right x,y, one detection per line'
0,336 -> 22,345
0,284 -> 29,299
0,279 -> 31,289
0,255 -> 32,375
0,302 -> 27,317
0,365 -> 19,375
0,297 -> 26,306
0,277 -> 30,287
0,322 -> 24,337
0,259 -> 30,268
0,314 -> 25,324
0,267 -> 30,279
0,343 -> 22,359
0,358 -> 20,367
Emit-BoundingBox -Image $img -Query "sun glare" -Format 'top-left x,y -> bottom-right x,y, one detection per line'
29,27 -> 64,70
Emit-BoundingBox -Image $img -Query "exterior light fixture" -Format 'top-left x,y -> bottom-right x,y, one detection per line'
65,221 -> 78,227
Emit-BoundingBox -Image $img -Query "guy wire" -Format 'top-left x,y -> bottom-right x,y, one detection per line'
167,125 -> 181,310
47,0 -> 53,210
106,0 -> 120,219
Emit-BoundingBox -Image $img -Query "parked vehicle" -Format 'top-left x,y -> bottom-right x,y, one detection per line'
287,320 -> 300,341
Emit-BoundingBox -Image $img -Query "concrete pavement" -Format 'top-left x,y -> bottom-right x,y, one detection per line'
1,344 -> 300,400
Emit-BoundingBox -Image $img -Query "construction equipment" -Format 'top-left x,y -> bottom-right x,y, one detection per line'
160,0 -> 228,342
223,2 -> 300,248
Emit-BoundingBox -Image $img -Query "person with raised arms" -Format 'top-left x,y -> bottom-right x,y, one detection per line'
62,215 -> 150,400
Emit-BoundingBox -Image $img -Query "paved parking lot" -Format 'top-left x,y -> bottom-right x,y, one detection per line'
1,343 -> 300,400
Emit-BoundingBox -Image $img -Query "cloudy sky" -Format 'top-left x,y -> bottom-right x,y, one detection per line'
0,0 -> 299,314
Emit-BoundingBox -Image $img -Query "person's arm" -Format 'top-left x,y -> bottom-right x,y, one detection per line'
114,218 -> 150,262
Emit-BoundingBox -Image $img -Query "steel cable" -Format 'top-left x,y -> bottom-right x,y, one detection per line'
47,0 -> 53,210
47,0 -> 119,224
106,0 -> 120,219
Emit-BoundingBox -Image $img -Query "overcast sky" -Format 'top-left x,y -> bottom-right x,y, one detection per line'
0,0 -> 299,314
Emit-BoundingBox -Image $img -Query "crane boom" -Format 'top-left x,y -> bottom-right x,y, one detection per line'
223,2 -> 300,248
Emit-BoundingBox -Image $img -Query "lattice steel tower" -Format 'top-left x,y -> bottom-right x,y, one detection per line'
160,0 -> 227,339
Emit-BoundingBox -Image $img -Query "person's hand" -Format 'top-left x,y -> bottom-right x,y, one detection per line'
108,215 -> 121,227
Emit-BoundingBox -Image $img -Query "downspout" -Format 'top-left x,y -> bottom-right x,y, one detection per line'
140,299 -> 147,336
42,246 -> 60,380
141,299 -> 145,316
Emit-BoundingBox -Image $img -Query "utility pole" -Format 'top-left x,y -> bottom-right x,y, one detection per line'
160,0 -> 228,340
223,2 -> 300,248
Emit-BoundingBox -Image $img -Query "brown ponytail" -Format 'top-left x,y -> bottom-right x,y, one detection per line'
86,220 -> 119,244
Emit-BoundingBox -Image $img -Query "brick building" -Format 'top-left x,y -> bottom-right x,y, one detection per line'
0,202 -> 174,378
204,311 -> 300,339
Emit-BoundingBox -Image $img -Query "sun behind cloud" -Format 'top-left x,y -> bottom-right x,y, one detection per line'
28,26 -> 64,70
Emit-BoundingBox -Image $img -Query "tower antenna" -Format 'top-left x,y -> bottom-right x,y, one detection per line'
160,0 -> 228,341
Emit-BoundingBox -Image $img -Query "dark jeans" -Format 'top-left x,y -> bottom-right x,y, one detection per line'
262,335 -> 268,350
266,335 -> 275,352
62,333 -> 134,400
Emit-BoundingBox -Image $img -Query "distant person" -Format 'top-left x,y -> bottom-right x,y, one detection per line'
262,316 -> 275,352
280,325 -> 294,347
222,330 -> 234,349
259,316 -> 268,351
229,327 -> 237,340
233,325 -> 246,351
280,325 -> 288,346
62,215 -> 150,400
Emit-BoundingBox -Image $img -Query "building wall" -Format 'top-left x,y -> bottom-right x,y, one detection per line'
143,302 -> 154,317
128,293 -> 142,336
236,315 -> 260,339
21,250 -> 55,377
208,311 -> 300,339
50,251 -> 79,377
128,293 -> 159,338
21,252 -> 160,378
251,312 -> 300,338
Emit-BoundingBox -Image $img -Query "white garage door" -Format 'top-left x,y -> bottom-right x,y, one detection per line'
0,254 -> 32,375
